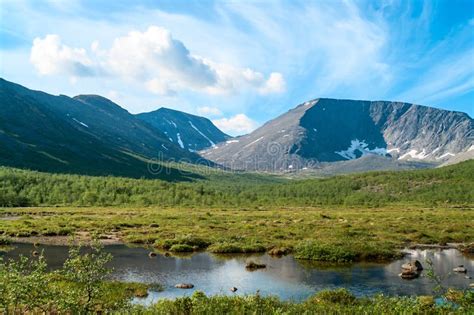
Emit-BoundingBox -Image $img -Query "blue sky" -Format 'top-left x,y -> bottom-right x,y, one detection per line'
1,0 -> 473,135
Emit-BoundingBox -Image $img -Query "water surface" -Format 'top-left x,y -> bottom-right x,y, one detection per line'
2,243 -> 472,303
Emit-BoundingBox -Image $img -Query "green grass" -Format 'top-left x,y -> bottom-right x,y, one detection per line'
131,290 -> 474,314
1,205 -> 473,261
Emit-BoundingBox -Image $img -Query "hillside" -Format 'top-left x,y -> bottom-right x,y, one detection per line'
1,160 -> 472,207
0,78 -> 203,179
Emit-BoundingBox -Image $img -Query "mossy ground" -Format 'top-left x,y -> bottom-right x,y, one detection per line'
1,205 -> 472,261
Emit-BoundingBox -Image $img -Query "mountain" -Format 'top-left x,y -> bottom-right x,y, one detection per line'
136,108 -> 231,151
0,78 -> 203,180
201,98 -> 473,172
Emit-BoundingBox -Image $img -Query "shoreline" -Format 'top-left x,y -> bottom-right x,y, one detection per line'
9,235 -> 472,260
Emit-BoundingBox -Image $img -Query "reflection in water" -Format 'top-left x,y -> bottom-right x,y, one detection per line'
2,244 -> 472,303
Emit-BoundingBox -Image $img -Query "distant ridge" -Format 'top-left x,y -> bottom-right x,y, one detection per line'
136,108 -> 230,151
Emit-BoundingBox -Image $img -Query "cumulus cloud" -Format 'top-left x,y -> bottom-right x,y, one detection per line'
197,106 -> 223,117
30,34 -> 95,76
258,72 -> 286,94
29,26 -> 285,96
108,26 -> 217,93
212,114 -> 258,136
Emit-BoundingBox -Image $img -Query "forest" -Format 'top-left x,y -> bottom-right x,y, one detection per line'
1,160 -> 473,208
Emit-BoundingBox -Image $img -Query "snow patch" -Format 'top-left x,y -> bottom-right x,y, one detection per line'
436,152 -> 455,159
335,139 -> 387,160
176,133 -> 184,149
72,118 -> 88,128
189,121 -> 215,147
164,119 -> 177,128
243,137 -> 264,148
387,148 -> 400,153
398,149 -> 429,160
226,140 -> 239,144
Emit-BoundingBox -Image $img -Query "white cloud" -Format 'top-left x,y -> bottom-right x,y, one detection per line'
108,26 -> 216,93
145,78 -> 177,96
29,26 -> 285,97
197,106 -> 223,117
212,114 -> 258,136
259,72 -> 286,94
30,34 -> 95,76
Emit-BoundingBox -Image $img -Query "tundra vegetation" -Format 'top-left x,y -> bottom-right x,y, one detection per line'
0,246 -> 473,314
0,160 -> 473,312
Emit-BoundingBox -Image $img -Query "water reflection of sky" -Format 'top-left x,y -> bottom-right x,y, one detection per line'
2,244 -> 472,303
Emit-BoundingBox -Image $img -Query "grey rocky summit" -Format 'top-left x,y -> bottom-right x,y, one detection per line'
201,98 -> 473,172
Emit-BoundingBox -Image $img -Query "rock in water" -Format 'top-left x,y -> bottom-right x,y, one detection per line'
399,270 -> 420,279
148,252 -> 157,258
401,260 -> 423,272
245,261 -> 266,270
400,260 -> 423,279
453,265 -> 467,273
230,287 -> 238,292
175,283 -> 194,289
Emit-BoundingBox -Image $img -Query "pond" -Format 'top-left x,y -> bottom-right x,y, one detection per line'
1,243 -> 472,303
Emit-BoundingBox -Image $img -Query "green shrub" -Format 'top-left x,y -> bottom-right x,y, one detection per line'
0,236 -> 11,246
155,235 -> 210,250
295,241 -> 356,262
208,242 -> 266,253
312,289 -> 356,305
169,244 -> 194,252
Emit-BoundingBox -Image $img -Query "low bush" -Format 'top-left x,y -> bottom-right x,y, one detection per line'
169,244 -> 194,252
155,235 -> 210,250
294,241 -> 357,262
311,288 -> 356,305
208,242 -> 266,253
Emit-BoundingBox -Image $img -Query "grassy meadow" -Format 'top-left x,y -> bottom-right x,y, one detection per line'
1,205 -> 473,262
1,161 -> 474,313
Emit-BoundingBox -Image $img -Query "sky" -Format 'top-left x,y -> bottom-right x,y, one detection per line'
1,0 -> 473,136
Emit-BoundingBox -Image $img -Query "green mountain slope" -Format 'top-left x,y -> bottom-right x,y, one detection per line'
0,78 -> 203,180
0,160 -> 472,207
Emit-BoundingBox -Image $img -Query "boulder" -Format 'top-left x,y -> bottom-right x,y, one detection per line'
32,251 -> 39,257
401,260 -> 423,272
148,252 -> 157,258
453,265 -> 467,273
175,283 -> 194,289
230,287 -> 238,292
399,270 -> 420,279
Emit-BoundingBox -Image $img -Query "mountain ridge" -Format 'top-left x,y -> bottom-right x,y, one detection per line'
136,107 -> 231,151
201,98 -> 473,171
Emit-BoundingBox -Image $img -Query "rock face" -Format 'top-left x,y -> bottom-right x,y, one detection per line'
201,98 -> 473,172
137,108 -> 231,151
